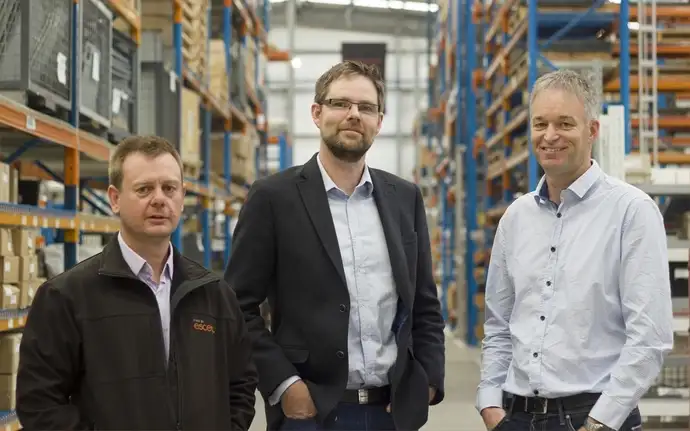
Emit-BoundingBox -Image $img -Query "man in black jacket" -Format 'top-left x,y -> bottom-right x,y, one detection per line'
226,61 -> 445,431
16,136 -> 257,430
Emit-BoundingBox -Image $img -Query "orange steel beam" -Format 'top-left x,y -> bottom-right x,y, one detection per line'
628,6 -> 690,20
631,151 -> 690,164
605,75 -> 690,92
632,116 -> 690,129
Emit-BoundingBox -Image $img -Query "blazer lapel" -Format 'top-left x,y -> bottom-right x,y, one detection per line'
296,154 -> 347,287
370,170 -> 413,310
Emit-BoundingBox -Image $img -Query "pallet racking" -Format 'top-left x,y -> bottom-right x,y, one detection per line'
0,0 -> 292,426
419,0 -> 690,424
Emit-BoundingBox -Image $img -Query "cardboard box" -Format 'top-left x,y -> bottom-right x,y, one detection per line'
0,163 -> 10,203
12,229 -> 35,256
0,285 -> 19,309
0,333 -> 21,374
19,277 -> 45,309
0,229 -> 13,257
18,256 -> 37,281
0,257 -> 19,283
0,374 -> 16,411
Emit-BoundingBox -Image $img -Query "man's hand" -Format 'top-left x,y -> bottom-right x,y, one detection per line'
480,407 -> 507,431
385,386 -> 437,413
281,380 -> 317,419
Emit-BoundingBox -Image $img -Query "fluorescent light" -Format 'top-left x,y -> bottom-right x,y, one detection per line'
291,57 -> 302,68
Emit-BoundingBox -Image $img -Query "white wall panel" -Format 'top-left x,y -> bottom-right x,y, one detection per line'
266,27 -> 428,180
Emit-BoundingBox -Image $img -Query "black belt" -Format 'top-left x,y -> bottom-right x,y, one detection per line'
506,392 -> 601,415
342,386 -> 391,405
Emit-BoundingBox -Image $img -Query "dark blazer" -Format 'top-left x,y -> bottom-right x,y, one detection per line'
225,153 -> 445,430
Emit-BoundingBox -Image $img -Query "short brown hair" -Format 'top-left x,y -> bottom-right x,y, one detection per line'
109,135 -> 183,189
314,61 -> 385,113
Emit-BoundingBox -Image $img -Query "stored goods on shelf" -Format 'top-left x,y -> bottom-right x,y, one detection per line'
209,40 -> 229,104
0,0 -> 73,116
181,86 -> 202,178
80,0 -> 113,130
137,0 -> 209,80
210,133 -> 256,184
139,62 -> 180,147
111,27 -> 139,140
0,332 -> 21,410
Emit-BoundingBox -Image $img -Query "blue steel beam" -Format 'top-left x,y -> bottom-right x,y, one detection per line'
64,0 -> 81,270
200,5 -> 213,269
172,2 -> 184,251
4,140 -> 39,164
527,0 -> 538,191
223,0 -> 234,265
619,0 -> 631,153
34,162 -> 109,217
464,0 -> 478,346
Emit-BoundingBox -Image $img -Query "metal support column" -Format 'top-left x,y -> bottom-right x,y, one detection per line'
286,0 -> 296,146
64,0 -> 81,270
223,0 -> 233,264
463,0 -> 479,346
172,1 -> 183,251
620,0 -> 631,154
394,31 -> 403,176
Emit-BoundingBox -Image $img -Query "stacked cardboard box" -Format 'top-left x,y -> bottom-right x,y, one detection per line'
210,132 -> 256,184
0,332 -> 20,410
209,40 -> 229,105
0,228 -> 44,310
136,0 -> 210,79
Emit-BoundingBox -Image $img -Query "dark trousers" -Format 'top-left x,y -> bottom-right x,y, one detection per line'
494,393 -> 643,431
280,403 -> 397,431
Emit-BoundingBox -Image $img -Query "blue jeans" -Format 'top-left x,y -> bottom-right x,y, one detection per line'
493,407 -> 643,431
280,403 -> 397,431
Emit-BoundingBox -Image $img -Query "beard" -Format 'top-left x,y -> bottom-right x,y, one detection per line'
323,130 -> 372,163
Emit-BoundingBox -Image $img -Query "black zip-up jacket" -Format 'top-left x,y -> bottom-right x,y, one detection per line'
16,237 -> 258,430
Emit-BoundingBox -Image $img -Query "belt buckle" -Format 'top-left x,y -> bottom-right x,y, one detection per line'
528,398 -> 548,414
357,389 -> 369,405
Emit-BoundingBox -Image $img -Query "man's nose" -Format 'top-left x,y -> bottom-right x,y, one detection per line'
544,124 -> 559,141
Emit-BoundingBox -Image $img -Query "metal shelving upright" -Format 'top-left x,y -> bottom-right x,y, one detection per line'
0,0 -> 278,426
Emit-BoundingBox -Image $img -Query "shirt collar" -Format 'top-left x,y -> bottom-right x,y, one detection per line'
117,232 -> 174,279
316,152 -> 374,197
535,159 -> 603,204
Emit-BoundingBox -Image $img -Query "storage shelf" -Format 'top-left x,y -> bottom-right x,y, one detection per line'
0,0 -> 275,272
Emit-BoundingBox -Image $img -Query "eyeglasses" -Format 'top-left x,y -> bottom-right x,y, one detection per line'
322,98 -> 380,115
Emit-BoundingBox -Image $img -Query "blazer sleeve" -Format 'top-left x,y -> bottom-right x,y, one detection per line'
224,181 -> 301,400
411,185 -> 446,405
16,282 -> 88,430
221,280 -> 259,431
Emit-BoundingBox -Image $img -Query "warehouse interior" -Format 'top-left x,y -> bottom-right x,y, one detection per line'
0,0 -> 687,429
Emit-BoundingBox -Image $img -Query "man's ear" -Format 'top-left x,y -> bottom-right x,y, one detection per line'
107,185 -> 120,215
311,103 -> 322,128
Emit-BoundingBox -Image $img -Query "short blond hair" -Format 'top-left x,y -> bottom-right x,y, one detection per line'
530,69 -> 599,120
109,135 -> 183,189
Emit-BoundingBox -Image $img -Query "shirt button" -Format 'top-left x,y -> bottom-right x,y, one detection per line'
556,213 -> 562,218
540,316 -> 545,321
533,352 -> 538,358
546,281 -> 551,286
339,304 -> 347,312
336,350 -> 345,359
533,390 -> 539,395
550,247 -> 556,252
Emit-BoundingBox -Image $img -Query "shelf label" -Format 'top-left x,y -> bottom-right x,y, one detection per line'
57,52 -> 68,85
25,115 -> 36,130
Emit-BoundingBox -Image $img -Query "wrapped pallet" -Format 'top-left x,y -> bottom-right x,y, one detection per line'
209,40 -> 229,104
137,0 -> 209,79
181,87 -> 201,178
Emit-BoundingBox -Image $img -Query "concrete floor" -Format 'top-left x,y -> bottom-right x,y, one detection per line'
248,337 -> 486,431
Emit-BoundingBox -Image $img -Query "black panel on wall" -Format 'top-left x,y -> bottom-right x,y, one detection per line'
341,43 -> 387,111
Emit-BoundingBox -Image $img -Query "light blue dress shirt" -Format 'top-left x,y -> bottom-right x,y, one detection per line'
477,160 -> 674,430
268,154 -> 399,405
118,233 -> 174,360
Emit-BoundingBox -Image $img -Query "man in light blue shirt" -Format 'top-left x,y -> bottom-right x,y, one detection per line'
477,69 -> 674,431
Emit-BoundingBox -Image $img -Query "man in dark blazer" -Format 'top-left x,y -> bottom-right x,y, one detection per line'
225,61 -> 445,431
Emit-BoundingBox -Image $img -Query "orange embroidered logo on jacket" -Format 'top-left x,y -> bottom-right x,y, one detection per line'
192,319 -> 215,334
